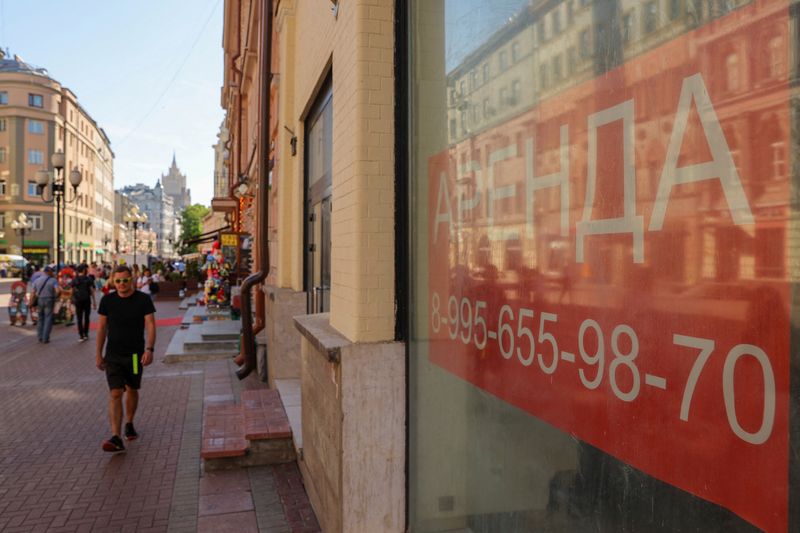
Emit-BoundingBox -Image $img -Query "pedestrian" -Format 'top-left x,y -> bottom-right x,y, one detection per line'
95,265 -> 156,453
70,264 -> 96,341
31,266 -> 61,343
137,268 -> 153,300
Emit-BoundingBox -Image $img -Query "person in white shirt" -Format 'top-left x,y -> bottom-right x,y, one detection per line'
137,268 -> 152,300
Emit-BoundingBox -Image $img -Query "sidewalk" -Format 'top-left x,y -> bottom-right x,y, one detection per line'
0,287 -> 319,533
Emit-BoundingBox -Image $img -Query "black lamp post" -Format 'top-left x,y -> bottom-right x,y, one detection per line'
124,205 -> 147,267
36,150 -> 82,275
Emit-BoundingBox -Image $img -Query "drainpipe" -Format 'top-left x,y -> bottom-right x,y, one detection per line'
237,0 -> 272,380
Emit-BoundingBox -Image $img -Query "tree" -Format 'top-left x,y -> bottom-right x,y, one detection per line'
179,204 -> 210,255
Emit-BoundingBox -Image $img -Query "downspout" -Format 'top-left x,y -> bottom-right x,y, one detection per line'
237,0 -> 272,380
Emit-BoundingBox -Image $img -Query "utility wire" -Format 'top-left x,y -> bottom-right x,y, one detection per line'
115,0 -> 222,148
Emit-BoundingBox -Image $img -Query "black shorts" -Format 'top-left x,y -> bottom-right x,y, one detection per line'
105,354 -> 143,390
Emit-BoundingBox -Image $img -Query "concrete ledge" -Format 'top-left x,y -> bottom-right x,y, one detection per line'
293,313 -> 349,363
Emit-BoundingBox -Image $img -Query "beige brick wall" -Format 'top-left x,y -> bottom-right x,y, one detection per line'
276,0 -> 395,343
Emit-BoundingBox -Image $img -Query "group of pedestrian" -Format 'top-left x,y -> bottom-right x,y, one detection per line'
25,261 -> 157,454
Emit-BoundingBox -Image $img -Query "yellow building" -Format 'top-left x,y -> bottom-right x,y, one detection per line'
0,49 -> 114,266
217,1 -> 799,532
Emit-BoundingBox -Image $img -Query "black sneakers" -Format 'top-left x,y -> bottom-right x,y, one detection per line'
102,435 -> 125,453
124,422 -> 138,441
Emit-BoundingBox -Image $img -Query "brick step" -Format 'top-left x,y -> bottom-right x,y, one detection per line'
201,389 -> 296,471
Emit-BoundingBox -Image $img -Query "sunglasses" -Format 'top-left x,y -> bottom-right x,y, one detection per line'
114,277 -> 132,284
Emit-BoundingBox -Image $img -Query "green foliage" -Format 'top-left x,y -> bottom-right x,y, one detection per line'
179,204 -> 211,255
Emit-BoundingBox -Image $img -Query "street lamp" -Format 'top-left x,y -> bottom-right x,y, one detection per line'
36,150 -> 82,275
124,205 -> 148,267
10,213 -> 33,261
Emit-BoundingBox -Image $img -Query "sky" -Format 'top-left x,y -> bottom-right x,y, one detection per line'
445,0 -> 527,71
0,0 -> 225,207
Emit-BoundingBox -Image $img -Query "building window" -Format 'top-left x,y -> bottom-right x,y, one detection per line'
579,29 -> 592,57
771,141 -> 786,179
567,0 -> 575,24
644,1 -> 659,33
28,149 -> 44,164
482,63 -> 490,83
511,41 -> 520,62
769,37 -> 784,78
511,80 -> 521,103
537,19 -> 546,44
28,119 -> 44,135
499,87 -> 508,107
669,0 -> 681,20
0,147 -> 5,163
623,12 -> 634,43
470,70 -> 478,89
29,214 -> 42,231
28,181 -> 40,196
552,10 -> 561,34
0,180 -> 5,196
726,53 -> 739,92
539,64 -> 549,90
28,94 -> 44,108
568,47 -> 577,73
483,98 -> 491,117
553,55 -> 563,82
449,119 -> 456,139
499,50 -> 508,71
0,119 -> 5,131
0,91 -> 7,104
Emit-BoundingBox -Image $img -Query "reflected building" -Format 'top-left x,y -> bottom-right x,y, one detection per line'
442,0 -> 794,305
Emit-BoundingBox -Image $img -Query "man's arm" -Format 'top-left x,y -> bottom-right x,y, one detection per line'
95,315 -> 107,370
142,313 -> 156,366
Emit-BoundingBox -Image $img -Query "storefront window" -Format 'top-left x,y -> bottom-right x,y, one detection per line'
409,1 -> 797,531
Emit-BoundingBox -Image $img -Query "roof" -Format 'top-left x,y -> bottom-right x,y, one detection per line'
0,54 -> 52,80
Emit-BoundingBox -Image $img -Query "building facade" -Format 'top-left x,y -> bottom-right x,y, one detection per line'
218,1 -> 800,532
161,153 -> 191,213
119,181 -> 178,259
0,50 -> 114,266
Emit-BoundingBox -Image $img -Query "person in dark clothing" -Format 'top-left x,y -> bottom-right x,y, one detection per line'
95,265 -> 156,453
70,264 -> 97,341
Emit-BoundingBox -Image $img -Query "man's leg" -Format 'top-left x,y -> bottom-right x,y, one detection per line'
79,301 -> 90,337
124,387 -> 139,424
41,299 -> 54,342
36,304 -> 44,341
108,388 -> 124,437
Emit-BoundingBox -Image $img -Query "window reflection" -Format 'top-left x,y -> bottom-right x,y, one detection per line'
414,0 -> 796,531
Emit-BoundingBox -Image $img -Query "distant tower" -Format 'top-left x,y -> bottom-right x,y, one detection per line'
161,152 -> 191,212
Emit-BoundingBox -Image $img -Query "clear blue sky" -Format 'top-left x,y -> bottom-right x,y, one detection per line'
446,0 -> 527,71
0,0 -> 225,207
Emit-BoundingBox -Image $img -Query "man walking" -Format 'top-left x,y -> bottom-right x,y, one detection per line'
32,266 -> 60,343
70,264 -> 96,341
95,265 -> 156,453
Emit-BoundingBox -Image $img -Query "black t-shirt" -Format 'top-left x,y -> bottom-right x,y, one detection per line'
70,275 -> 93,302
97,290 -> 156,358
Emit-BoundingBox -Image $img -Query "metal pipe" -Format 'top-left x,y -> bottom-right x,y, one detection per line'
237,0 -> 272,380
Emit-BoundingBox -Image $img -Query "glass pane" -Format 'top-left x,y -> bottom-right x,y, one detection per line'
409,1 -> 797,531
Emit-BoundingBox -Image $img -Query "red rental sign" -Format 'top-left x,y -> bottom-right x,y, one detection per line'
427,1 -> 791,531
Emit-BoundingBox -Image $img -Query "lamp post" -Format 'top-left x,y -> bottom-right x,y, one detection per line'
124,205 -> 148,267
36,150 -> 82,275
10,213 -> 33,259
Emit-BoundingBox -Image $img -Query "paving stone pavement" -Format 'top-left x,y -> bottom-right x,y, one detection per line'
0,282 -> 319,533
